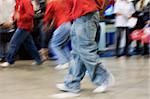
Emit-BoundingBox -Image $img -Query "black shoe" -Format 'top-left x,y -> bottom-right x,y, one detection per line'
0,58 -> 5,62
125,53 -> 132,57
133,48 -> 142,54
116,53 -> 125,58
142,52 -> 149,56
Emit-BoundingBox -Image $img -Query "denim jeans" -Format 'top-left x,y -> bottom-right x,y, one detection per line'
0,28 -> 9,58
64,11 -> 110,90
6,28 -> 42,64
49,22 -> 71,65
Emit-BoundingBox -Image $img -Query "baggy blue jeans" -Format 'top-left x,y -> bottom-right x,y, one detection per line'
6,28 -> 42,64
49,22 -> 71,65
64,11 -> 110,90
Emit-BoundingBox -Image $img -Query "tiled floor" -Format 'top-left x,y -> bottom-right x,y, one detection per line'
0,56 -> 149,99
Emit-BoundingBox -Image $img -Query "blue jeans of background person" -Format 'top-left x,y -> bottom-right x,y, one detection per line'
39,21 -> 49,48
39,21 -> 57,59
0,28 -> 9,59
6,28 -> 42,64
49,22 -> 71,65
64,11 -> 110,90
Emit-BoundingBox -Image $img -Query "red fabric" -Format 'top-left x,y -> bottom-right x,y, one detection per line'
131,28 -> 150,43
13,0 -> 34,31
141,34 -> 150,43
95,0 -> 105,10
108,0 -> 115,5
131,29 -> 144,40
43,0 -> 72,28
66,0 -> 98,20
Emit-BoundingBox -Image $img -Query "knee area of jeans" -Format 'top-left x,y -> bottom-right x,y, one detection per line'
50,44 -> 62,50
9,44 -> 17,49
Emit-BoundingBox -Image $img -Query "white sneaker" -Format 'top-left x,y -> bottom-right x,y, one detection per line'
51,92 -> 80,98
93,83 -> 108,93
85,71 -> 89,76
56,83 -> 80,93
31,61 -> 42,66
55,62 -> 69,70
93,73 -> 115,93
0,62 -> 11,67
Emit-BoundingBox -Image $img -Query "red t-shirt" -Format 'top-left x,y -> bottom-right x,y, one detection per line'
67,0 -> 98,20
43,0 -> 72,28
13,0 -> 34,32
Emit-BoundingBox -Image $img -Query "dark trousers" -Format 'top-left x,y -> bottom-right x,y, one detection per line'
0,41 -> 8,59
6,28 -> 42,64
0,28 -> 12,59
116,27 -> 130,56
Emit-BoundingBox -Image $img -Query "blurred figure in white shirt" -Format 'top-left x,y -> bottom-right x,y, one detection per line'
0,0 -> 16,62
114,0 -> 135,57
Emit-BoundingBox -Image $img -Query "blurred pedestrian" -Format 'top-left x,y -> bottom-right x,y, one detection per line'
43,0 -> 72,70
0,0 -> 42,67
56,0 -> 115,93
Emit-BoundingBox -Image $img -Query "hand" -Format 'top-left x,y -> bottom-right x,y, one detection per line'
146,20 -> 150,24
0,23 -> 3,27
14,12 -> 20,20
128,16 -> 132,19
116,13 -> 122,16
1,22 -> 13,29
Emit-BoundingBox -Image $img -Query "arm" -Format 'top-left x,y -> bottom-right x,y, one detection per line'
43,3 -> 54,25
42,3 -> 54,33
128,2 -> 136,18
114,2 -> 122,16
19,0 -> 34,22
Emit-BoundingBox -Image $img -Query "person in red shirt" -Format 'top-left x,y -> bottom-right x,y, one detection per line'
42,0 -> 72,70
0,0 -> 42,67
56,0 -> 115,93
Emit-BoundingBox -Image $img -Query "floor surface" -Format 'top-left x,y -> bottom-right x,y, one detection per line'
0,56 -> 149,99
